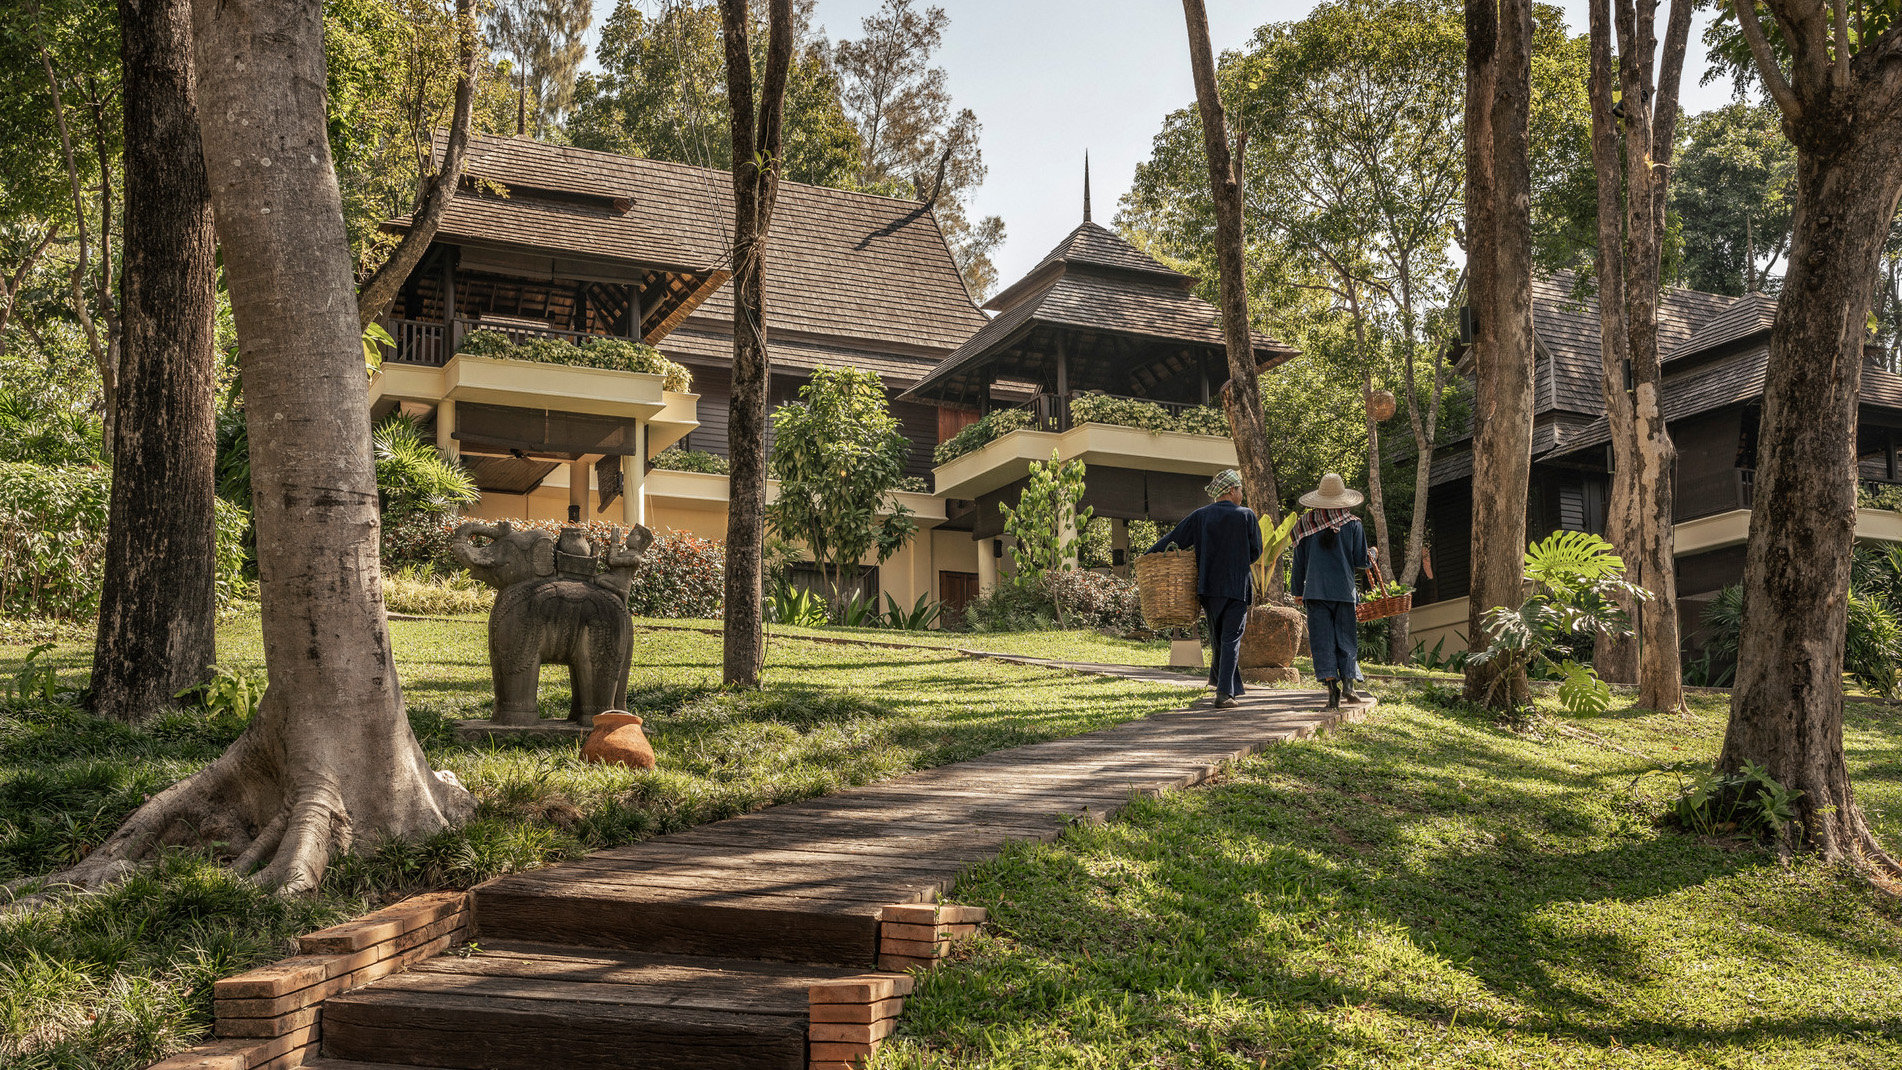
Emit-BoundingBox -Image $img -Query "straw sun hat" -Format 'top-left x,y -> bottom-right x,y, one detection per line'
1298,472 -> 1364,509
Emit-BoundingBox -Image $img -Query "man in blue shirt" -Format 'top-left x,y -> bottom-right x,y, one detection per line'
1145,469 -> 1263,707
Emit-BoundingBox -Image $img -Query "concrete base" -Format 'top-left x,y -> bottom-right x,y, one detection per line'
454,718 -> 586,743
1169,639 -> 1205,669
1242,665 -> 1301,685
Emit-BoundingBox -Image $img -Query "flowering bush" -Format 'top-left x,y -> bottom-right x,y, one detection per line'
379,514 -> 724,619
455,330 -> 693,392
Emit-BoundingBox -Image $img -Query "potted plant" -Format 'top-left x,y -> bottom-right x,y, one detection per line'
1240,510 -> 1306,683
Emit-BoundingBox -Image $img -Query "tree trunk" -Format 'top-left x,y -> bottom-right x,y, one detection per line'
1182,0 -> 1283,594
356,0 -> 478,327
1720,137 -> 1902,864
89,0 -> 220,724
60,0 -> 473,894
1462,0 -> 1537,709
1391,277 -> 1448,666
719,0 -> 794,687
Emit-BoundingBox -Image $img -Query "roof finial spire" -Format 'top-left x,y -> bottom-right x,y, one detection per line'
1083,151 -> 1092,223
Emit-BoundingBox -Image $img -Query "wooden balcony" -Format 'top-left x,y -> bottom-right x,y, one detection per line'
380,317 -> 611,367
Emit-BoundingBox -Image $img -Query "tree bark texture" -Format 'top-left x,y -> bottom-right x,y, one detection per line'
62,0 -> 473,893
1182,0 -> 1284,594
1462,0 -> 1538,708
1719,0 -> 1902,866
1587,0 -> 1691,709
719,0 -> 794,687
89,0 -> 220,724
355,0 -> 478,328
1391,275 -> 1451,665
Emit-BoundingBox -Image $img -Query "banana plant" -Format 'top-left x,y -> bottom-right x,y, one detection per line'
1250,510 -> 1303,597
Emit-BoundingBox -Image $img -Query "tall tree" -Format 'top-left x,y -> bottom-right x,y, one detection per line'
487,0 -> 591,136
1181,0 -> 1284,549
1672,100 -> 1796,295
1712,0 -> 1902,867
566,0 -> 863,188
62,0 -> 473,892
1585,0 -> 1693,710
1461,0 -> 1537,710
835,0 -> 1003,297
354,0 -> 478,326
719,0 -> 794,688
88,0 -> 219,723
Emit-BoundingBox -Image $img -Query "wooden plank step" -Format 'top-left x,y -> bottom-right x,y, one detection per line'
473,880 -> 895,965
322,981 -> 807,1070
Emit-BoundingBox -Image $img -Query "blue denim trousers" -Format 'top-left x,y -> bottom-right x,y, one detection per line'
1203,595 -> 1249,697
1305,599 -> 1362,682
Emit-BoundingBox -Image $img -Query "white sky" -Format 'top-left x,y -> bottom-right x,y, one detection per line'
588,1 -> 1742,289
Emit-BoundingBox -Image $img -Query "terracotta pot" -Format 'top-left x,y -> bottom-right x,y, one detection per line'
1240,604 -> 1304,668
1366,388 -> 1398,422
580,711 -> 656,769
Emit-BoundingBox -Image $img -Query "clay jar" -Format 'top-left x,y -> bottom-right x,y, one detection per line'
1240,604 -> 1306,685
580,711 -> 656,769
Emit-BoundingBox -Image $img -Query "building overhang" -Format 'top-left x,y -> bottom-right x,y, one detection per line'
931,423 -> 1238,501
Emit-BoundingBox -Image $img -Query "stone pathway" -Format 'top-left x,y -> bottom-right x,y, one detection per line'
201,676 -> 1374,1070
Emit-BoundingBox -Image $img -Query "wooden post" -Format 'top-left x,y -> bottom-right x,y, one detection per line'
976,537 -> 997,592
1055,336 -> 1069,430
441,248 -> 460,351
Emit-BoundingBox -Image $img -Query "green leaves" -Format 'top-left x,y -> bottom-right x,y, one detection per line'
1555,659 -> 1611,716
998,451 -> 1092,610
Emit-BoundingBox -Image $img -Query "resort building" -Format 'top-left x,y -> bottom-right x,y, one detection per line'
369,135 -> 1287,617
1405,273 -> 1902,655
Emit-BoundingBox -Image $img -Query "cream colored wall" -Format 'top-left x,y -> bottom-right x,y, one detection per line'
1398,597 -> 1470,661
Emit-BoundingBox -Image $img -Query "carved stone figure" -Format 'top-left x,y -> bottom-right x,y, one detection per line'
451,521 -> 653,727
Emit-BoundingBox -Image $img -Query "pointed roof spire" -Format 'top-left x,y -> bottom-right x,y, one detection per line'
1083,151 -> 1092,223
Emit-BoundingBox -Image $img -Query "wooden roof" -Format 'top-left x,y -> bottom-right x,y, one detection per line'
900,221 -> 1298,405
390,134 -> 987,357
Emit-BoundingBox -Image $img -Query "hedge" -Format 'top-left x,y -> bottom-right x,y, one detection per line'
455,330 -> 694,392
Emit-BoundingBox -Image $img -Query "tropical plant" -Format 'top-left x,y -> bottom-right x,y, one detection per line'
4,644 -> 76,706
1068,394 -> 1231,438
765,366 -> 917,622
766,582 -> 827,627
1645,759 -> 1803,840
453,329 -> 694,391
1250,510 -> 1302,599
999,451 -> 1093,623
1467,531 -> 1648,715
882,591 -> 941,631
1411,635 -> 1468,672
650,447 -> 730,474
373,413 -> 479,518
175,664 -> 269,721
1690,547 -> 1902,699
932,407 -> 1036,464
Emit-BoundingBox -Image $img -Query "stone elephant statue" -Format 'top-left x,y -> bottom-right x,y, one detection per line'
451,520 -> 653,727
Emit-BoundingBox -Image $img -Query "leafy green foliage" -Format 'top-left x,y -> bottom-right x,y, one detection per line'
766,366 -> 917,620
173,664 -> 267,723
882,592 -> 942,632
932,407 -> 1037,464
1648,759 -> 1803,839
649,447 -> 729,475
1468,532 -> 1647,714
381,565 -> 493,617
1671,100 -> 1795,296
999,451 -> 1093,598
0,388 -> 103,466
766,583 -> 828,628
1067,395 -> 1229,438
453,330 -> 694,392
1251,509 -> 1302,595
1692,547 -> 1902,699
0,462 -> 110,620
373,413 -> 478,519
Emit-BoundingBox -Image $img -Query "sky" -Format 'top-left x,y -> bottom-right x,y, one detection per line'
589,1 -> 1742,290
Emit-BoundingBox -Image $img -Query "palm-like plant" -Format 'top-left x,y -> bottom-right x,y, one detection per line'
1250,510 -> 1303,600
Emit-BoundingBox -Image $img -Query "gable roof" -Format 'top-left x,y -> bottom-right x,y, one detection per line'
901,222 -> 1297,404
1664,292 -> 1779,363
1527,272 -> 1739,416
391,133 -> 988,356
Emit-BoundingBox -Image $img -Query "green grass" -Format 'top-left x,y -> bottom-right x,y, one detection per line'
0,616 -> 1189,1068
879,687 -> 1902,1069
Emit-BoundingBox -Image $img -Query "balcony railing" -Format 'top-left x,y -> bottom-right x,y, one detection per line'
1677,466 -> 1902,522
382,317 -> 612,367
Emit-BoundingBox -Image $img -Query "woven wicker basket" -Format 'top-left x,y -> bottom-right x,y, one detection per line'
1356,560 -> 1412,622
1134,547 -> 1199,629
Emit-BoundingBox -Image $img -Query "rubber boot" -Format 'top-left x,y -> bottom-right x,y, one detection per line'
1324,679 -> 1341,709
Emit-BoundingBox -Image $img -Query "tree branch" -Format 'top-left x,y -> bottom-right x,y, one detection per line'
357,0 -> 480,328
1735,0 -> 1802,120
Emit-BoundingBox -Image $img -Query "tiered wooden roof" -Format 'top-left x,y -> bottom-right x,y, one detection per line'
389,134 -> 988,384
900,221 -> 1298,406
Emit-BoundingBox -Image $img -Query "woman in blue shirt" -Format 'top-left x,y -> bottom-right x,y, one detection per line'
1290,473 -> 1376,709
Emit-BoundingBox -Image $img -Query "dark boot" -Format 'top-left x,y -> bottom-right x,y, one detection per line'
1324,679 -> 1341,709
1341,681 -> 1362,705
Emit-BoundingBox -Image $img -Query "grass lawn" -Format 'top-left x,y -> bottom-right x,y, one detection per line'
0,616 -> 1188,1069
883,686 -> 1902,1069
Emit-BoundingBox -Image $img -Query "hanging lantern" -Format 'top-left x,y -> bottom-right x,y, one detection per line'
1365,388 -> 1398,422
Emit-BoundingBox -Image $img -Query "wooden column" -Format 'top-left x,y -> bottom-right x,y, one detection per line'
441,248 -> 460,350
1055,336 -> 1069,429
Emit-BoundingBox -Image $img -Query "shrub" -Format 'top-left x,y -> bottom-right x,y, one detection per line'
896,476 -> 928,493
382,566 -> 494,616
1068,394 -> 1231,438
454,330 -> 693,392
375,414 -> 479,518
651,448 -> 730,475
381,511 -> 464,574
626,532 -> 724,619
0,388 -> 103,466
1859,481 -> 1902,512
933,408 -> 1037,464
0,462 -> 111,619
1692,549 -> 1902,699
1044,570 -> 1144,633
961,580 -> 1058,632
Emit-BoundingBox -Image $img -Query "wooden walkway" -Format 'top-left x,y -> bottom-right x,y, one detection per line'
302,684 -> 1372,1070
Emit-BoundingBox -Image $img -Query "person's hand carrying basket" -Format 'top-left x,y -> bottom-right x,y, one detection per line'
1356,558 -> 1411,622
